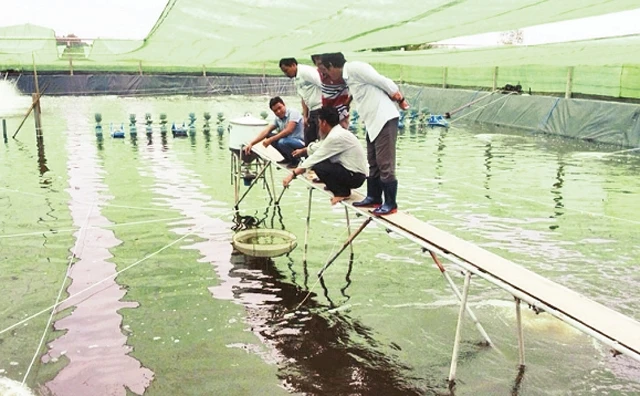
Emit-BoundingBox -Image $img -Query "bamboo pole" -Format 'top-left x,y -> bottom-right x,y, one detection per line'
442,67 -> 448,89
492,66 -> 499,91
565,66 -> 574,99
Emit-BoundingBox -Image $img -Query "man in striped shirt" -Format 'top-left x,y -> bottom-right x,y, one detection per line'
311,54 -> 351,129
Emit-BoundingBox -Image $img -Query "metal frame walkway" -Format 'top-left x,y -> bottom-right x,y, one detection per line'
232,143 -> 640,386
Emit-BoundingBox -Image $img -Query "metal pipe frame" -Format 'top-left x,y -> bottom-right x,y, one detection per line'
240,153 -> 640,365
302,187 -> 313,266
516,297 -> 526,367
449,271 -> 472,384
429,250 -> 495,349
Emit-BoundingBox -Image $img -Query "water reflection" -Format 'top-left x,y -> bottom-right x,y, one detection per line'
229,254 -> 433,396
36,135 -> 49,176
550,156 -> 566,229
435,128 -> 448,186
483,140 -> 492,200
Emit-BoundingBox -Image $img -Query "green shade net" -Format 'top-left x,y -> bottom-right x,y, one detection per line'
1,0 -> 640,97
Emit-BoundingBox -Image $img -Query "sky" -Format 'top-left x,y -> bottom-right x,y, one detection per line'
1,1 -> 640,45
0,0 -> 168,40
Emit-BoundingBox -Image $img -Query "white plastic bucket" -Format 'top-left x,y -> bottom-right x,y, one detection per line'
228,113 -> 268,150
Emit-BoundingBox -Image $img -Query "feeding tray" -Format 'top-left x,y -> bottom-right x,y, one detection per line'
232,228 -> 297,258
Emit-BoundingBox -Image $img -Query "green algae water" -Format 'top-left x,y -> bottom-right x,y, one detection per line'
0,94 -> 639,395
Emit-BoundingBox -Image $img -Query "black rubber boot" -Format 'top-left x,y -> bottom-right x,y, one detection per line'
372,180 -> 398,216
353,177 -> 382,207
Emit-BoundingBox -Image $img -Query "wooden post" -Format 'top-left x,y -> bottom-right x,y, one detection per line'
492,66 -> 499,91
138,61 -> 143,76
565,66 -> 574,99
442,67 -> 448,89
32,53 -> 40,95
32,53 -> 42,136
202,65 -> 207,77
2,119 -> 7,142
69,57 -> 74,76
32,93 -> 42,136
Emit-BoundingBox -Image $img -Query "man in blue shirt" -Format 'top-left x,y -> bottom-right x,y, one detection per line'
321,53 -> 409,215
244,96 -> 305,167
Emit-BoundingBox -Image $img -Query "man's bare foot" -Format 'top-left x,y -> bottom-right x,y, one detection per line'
330,196 -> 349,205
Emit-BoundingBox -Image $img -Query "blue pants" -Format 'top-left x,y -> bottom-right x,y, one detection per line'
271,134 -> 304,163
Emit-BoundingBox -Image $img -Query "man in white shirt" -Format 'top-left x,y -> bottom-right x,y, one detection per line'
321,52 -> 409,215
244,96 -> 305,167
283,106 -> 367,205
279,57 -> 323,145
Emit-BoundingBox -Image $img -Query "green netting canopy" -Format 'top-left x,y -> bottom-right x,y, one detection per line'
2,0 -> 640,98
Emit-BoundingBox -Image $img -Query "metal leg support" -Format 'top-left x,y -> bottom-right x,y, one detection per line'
448,271 -> 472,385
429,251 -> 496,350
515,297 -> 526,368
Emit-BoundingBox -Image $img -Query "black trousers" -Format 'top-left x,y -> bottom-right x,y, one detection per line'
304,109 -> 320,146
312,160 -> 366,197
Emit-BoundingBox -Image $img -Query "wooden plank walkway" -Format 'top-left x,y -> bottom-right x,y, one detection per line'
249,143 -> 640,360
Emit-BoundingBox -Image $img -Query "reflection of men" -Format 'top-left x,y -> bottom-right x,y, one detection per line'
279,57 -> 322,145
283,106 -> 367,205
244,96 -> 304,167
321,52 -> 409,215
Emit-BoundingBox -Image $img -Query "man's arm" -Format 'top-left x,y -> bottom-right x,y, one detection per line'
244,124 -> 275,154
263,121 -> 297,147
301,100 -> 309,126
351,62 -> 399,97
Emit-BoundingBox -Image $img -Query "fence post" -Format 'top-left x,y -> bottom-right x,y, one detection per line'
202,65 -> 207,77
442,67 -> 448,89
138,61 -> 143,76
493,66 -> 499,91
69,56 -> 74,76
565,66 -> 574,99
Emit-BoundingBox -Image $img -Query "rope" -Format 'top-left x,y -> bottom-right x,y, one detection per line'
22,202 -> 94,385
0,202 -> 296,337
449,91 -> 516,124
0,216 -> 185,239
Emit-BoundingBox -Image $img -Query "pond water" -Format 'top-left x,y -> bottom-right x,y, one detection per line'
0,94 -> 639,395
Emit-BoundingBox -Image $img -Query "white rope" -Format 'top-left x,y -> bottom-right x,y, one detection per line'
21,202 -> 94,385
1,223 -> 200,338
449,91 -> 516,124
0,202 -> 296,337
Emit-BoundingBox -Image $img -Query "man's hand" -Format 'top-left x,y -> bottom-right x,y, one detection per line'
390,92 -> 403,102
243,143 -> 253,155
283,172 -> 295,187
262,137 -> 272,147
292,148 -> 307,158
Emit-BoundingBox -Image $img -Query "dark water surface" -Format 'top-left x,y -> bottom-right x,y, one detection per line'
0,95 -> 639,395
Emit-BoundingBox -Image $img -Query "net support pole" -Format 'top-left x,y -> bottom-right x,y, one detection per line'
442,67 -> 448,89
565,66 -> 574,99
317,217 -> 372,278
2,119 -> 7,143
302,187 -> 313,265
69,57 -> 74,76
448,270 -> 472,386
32,93 -> 42,137
202,65 -> 207,77
345,206 -> 354,259
515,297 -> 526,368
138,61 -> 143,76
492,67 -> 499,91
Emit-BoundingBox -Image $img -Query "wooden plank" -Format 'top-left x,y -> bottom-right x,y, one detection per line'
380,211 -> 640,355
249,147 -> 640,356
